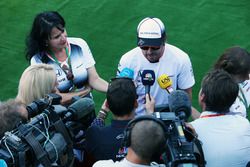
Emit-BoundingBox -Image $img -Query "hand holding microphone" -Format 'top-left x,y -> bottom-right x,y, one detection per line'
145,94 -> 155,114
157,74 -> 174,93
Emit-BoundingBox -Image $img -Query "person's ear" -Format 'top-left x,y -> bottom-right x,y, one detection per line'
105,100 -> 109,108
198,89 -> 205,102
200,92 -> 205,102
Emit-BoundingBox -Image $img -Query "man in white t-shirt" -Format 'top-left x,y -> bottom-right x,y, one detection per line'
190,69 -> 250,167
117,17 -> 195,115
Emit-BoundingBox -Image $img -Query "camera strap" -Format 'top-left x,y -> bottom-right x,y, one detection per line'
193,138 -> 206,167
18,151 -> 25,167
53,119 -> 72,146
53,119 -> 74,164
18,125 -> 52,167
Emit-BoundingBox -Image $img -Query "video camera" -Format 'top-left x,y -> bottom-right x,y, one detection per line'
154,90 -> 205,167
0,94 -> 95,167
152,112 -> 204,167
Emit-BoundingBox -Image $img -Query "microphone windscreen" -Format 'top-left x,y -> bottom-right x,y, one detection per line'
168,90 -> 191,120
157,74 -> 172,89
68,98 -> 95,121
53,105 -> 67,115
141,70 -> 155,86
118,68 -> 134,79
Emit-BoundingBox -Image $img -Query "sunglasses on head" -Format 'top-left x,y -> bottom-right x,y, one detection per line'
140,46 -> 161,51
110,77 -> 133,83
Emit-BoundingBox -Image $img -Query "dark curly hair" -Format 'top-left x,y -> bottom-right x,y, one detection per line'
25,11 -> 65,61
213,46 -> 250,82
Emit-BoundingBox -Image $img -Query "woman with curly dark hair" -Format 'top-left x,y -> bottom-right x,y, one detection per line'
213,46 -> 250,117
25,11 -> 108,105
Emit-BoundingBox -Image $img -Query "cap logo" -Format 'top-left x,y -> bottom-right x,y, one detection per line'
140,32 -> 160,36
138,39 -> 145,46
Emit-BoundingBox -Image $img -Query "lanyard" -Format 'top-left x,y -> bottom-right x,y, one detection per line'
200,113 -> 225,118
238,86 -> 248,110
50,47 -> 71,69
49,47 -> 74,81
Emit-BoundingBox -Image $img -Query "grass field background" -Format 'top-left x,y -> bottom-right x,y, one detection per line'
0,0 -> 250,120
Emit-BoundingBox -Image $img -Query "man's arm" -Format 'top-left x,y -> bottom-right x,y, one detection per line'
91,99 -> 110,127
183,88 -> 201,120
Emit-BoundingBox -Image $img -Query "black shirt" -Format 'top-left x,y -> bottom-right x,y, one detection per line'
84,119 -> 130,162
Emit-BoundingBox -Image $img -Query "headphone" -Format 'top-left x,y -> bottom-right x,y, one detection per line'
122,115 -> 167,147
122,115 -> 206,166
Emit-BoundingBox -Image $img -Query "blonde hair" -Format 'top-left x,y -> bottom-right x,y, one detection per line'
16,64 -> 57,105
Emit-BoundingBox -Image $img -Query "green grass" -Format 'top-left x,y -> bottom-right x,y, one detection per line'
0,0 -> 250,120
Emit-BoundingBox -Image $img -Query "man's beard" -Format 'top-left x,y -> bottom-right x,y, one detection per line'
148,59 -> 159,63
147,55 -> 160,63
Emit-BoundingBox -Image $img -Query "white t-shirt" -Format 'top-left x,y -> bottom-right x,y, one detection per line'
117,43 -> 195,115
191,111 -> 250,167
230,80 -> 250,117
31,37 -> 95,92
93,158 -> 165,167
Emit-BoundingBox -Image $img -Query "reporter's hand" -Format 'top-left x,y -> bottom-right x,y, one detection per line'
97,99 -> 110,120
100,99 -> 110,113
145,94 -> 155,114
184,122 -> 198,137
79,84 -> 92,97
191,106 -> 201,120
57,85 -> 93,105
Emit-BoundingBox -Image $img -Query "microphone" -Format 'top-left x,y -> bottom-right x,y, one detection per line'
0,159 -> 7,167
118,67 -> 134,79
157,74 -> 174,93
64,97 -> 95,121
168,90 -> 191,121
141,70 -> 155,97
